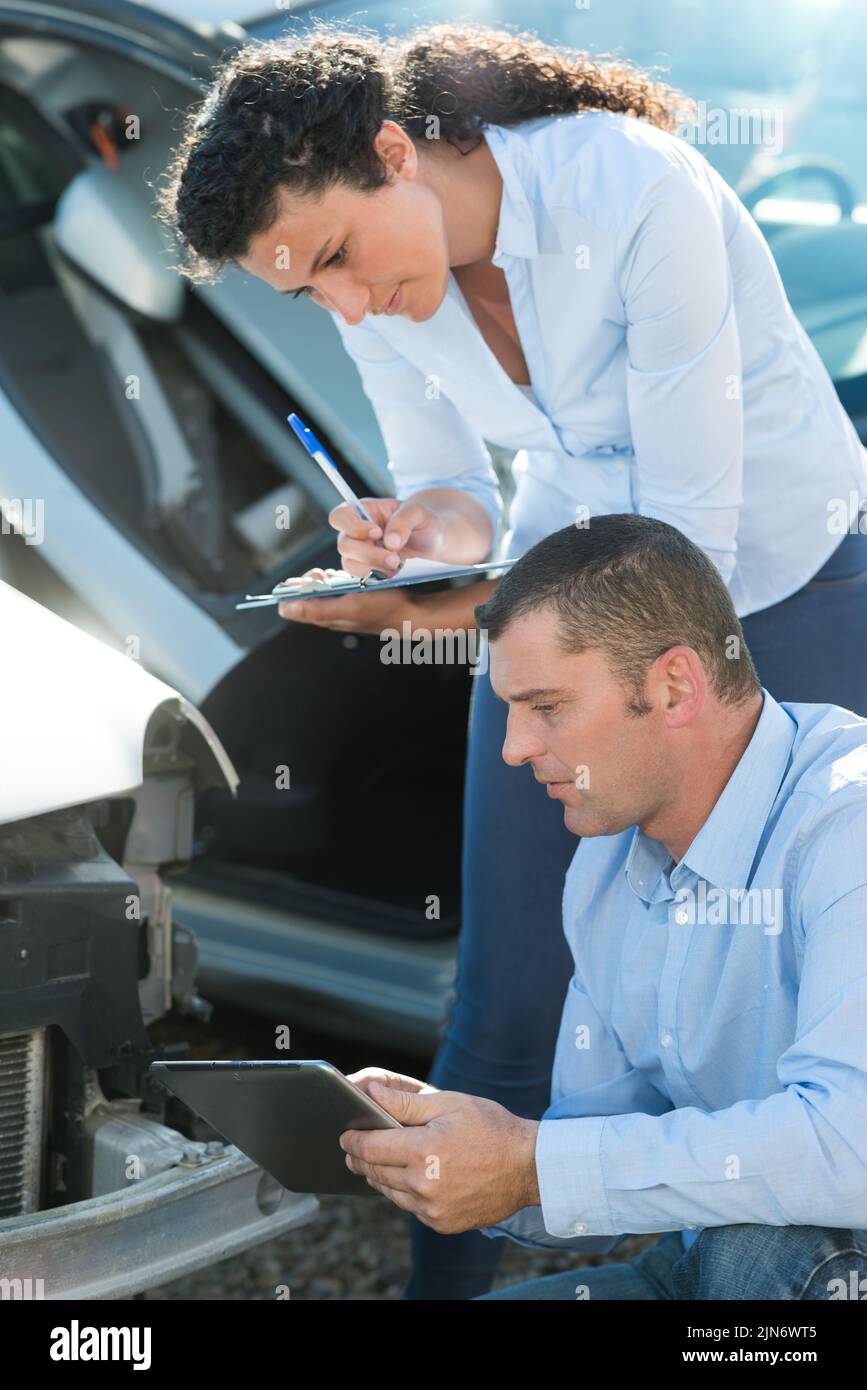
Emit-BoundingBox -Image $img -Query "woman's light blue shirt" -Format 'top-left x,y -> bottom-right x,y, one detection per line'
331,110 -> 867,617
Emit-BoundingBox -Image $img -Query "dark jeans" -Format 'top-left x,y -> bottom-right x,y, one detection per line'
407,526 -> 867,1300
477,1223 -> 867,1299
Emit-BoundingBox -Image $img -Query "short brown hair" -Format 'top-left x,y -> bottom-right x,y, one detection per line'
476,514 -> 760,714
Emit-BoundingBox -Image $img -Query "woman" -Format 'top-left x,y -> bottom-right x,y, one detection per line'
158,22 -> 867,1299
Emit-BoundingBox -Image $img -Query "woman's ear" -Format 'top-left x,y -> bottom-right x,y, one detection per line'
374,119 -> 417,179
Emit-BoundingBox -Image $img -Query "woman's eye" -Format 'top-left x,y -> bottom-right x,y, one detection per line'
292,243 -> 348,300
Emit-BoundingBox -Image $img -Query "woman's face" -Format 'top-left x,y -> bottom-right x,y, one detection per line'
237,121 -> 459,325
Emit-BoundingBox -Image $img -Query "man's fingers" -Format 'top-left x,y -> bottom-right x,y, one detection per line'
347,1067 -> 429,1095
345,1154 -> 415,1192
366,1082 -> 446,1125
340,1126 -> 413,1164
364,1180 -> 418,1213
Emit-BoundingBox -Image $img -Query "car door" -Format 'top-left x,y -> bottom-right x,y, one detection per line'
0,0 -> 471,948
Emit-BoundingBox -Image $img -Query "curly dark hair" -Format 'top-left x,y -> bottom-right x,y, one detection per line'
156,19 -> 694,285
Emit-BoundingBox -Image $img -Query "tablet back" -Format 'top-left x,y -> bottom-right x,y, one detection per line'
148,1059 -> 399,1196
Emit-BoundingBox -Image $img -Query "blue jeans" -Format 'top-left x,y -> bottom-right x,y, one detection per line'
407,526 -> 867,1300
476,1224 -> 867,1299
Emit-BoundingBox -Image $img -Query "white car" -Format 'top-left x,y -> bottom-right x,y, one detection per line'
0,580 -> 317,1298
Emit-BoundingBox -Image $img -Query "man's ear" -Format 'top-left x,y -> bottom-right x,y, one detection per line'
657,646 -> 706,728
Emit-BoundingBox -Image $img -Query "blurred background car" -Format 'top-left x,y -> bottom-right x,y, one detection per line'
0,0 -> 865,1063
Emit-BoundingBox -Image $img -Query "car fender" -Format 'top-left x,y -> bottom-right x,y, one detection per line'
0,578 -> 238,825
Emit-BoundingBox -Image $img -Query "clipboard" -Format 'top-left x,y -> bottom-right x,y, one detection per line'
236,557 -> 517,609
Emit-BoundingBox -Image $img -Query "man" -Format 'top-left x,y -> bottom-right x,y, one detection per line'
340,514 -> 867,1299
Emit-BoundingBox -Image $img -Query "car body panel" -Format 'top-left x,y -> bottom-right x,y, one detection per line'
0,577 -> 239,824
173,879 -> 456,1052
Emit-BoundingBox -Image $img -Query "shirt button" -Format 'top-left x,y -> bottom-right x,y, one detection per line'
573,1222 -> 587,1234
661,1033 -> 673,1047
674,908 -> 689,925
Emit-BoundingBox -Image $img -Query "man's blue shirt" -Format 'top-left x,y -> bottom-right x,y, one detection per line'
483,691 -> 867,1254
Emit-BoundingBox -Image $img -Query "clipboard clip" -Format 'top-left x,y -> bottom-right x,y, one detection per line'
359,565 -> 401,587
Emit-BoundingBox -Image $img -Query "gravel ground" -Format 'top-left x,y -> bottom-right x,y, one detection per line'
142,1191 -> 657,1301
141,1008 -> 657,1301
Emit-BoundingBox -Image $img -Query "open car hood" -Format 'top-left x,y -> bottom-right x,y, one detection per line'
0,579 -> 239,826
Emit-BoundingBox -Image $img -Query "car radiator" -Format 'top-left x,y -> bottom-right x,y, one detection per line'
0,1028 -> 46,1217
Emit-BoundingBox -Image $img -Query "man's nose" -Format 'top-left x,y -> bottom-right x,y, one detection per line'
501,708 -> 545,768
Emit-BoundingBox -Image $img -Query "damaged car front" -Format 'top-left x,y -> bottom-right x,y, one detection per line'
0,580 -> 317,1300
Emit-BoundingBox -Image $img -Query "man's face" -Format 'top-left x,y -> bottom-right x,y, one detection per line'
489,607 -> 672,839
237,122 -> 450,325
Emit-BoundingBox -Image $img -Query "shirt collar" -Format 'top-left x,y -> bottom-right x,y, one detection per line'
625,828 -> 672,905
625,689 -> 797,904
483,123 -> 540,263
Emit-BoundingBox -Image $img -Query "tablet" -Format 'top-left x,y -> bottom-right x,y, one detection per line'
148,1059 -> 401,1196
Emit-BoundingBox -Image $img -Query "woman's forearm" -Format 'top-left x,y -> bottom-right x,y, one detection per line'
409,488 -> 496,565
407,577 -> 499,631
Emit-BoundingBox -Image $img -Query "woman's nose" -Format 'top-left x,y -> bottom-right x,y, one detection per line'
327,284 -> 373,325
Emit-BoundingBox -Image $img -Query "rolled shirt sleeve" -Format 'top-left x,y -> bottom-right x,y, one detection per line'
331,313 -> 503,541
534,804 -> 867,1239
618,166 -> 744,585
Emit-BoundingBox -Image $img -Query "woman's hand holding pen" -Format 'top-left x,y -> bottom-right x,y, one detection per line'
273,494 -> 442,633
273,486 -> 496,633
330,496 -> 445,578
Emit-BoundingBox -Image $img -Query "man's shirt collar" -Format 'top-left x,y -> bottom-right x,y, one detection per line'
625,690 -> 797,904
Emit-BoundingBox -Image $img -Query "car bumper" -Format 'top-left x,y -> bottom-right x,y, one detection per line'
0,1148 -> 318,1300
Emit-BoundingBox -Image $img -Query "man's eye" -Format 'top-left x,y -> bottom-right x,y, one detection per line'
291,243 -> 348,300
533,704 -> 559,716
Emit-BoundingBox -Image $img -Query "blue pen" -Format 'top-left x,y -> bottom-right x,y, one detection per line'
288,413 -> 378,526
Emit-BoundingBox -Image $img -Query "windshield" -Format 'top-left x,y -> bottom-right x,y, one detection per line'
251,0 -> 867,385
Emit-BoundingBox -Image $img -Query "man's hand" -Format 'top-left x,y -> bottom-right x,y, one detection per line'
346,1066 -> 434,1098
340,1083 -> 540,1234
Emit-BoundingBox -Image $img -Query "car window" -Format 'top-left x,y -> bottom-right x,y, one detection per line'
0,87 -> 79,230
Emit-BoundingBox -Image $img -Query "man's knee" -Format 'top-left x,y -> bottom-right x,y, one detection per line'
672,1223 -> 867,1300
